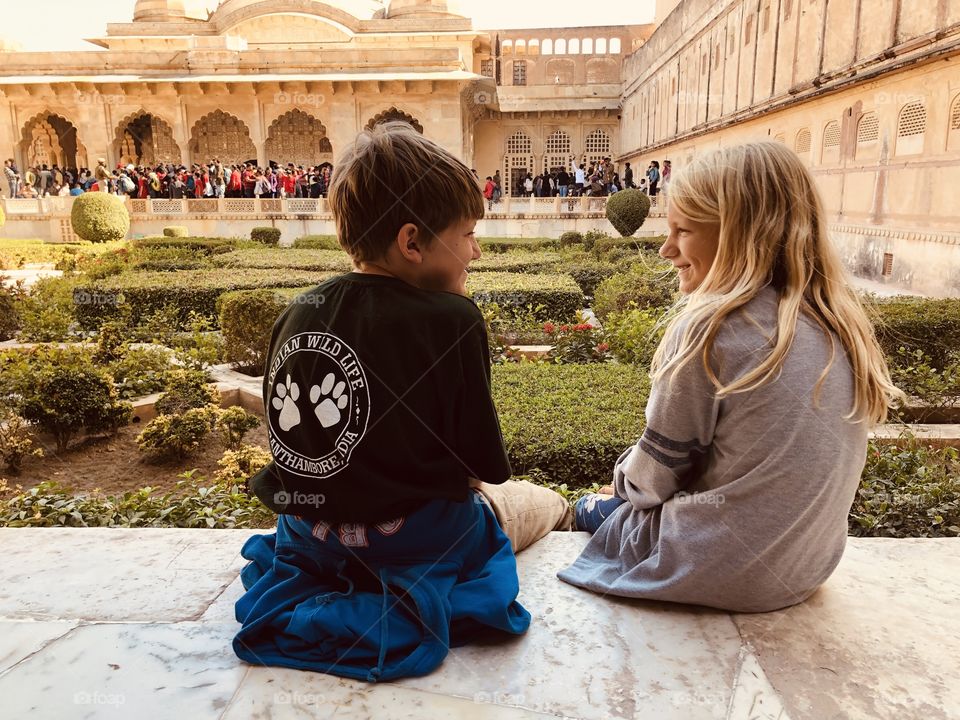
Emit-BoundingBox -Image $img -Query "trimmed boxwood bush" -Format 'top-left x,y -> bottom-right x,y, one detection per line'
606,188 -> 652,236
470,252 -> 563,274
70,192 -> 130,243
493,363 -> 649,488
868,297 -> 960,370
479,238 -> 559,253
293,235 -> 342,251
163,226 -> 189,238
251,227 -> 281,246
210,248 -> 352,273
468,272 -> 585,321
131,237 -> 239,256
219,287 -> 308,373
561,262 -> 618,297
559,231 -> 583,248
593,261 -> 677,321
74,269 -> 333,330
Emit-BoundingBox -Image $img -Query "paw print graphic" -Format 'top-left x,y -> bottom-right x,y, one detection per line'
272,374 -> 301,432
310,372 -> 348,428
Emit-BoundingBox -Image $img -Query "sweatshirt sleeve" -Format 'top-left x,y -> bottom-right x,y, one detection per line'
453,309 -> 512,485
614,341 -> 722,509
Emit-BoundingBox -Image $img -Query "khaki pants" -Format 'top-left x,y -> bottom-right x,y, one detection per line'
475,480 -> 572,554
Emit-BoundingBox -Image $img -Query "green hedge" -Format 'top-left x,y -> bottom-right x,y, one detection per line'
219,287 -> 309,373
470,252 -> 563,274
210,248 -> 352,273
468,272 -> 585,321
493,363 -> 649,488
74,269 -> 333,329
479,238 -> 559,253
293,235 -> 342,251
163,226 -> 189,238
593,261 -> 678,320
130,237 -> 240,255
868,297 -> 960,370
251,227 -> 281,246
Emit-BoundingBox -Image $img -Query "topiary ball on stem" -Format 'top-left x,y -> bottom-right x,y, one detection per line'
605,189 -> 651,237
70,192 -> 130,243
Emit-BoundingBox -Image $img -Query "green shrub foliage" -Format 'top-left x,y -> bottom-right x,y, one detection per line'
216,406 -> 262,450
559,231 -> 583,248
468,272 -> 585,321
18,366 -> 132,452
293,235 -> 342,250
162,226 -> 189,237
154,369 -> 221,416
606,189 -> 652,237
70,192 -> 131,243
219,288 -> 302,373
868,297 -> 960,370
136,406 -> 218,461
592,261 -> 677,320
251,227 -> 281,246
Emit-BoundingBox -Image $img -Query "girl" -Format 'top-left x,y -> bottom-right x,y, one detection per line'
558,142 -> 902,612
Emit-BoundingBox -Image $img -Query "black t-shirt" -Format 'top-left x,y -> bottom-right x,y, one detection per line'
251,272 -> 511,524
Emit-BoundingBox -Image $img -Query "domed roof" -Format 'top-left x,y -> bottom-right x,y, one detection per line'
386,0 -> 464,19
133,0 -> 188,22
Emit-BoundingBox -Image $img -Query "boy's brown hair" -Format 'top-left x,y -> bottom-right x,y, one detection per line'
328,121 -> 484,262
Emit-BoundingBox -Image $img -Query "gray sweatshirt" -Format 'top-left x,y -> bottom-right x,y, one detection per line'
557,286 -> 869,612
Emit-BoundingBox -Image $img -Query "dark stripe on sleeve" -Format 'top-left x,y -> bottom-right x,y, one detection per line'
644,426 -> 709,454
639,438 -> 693,469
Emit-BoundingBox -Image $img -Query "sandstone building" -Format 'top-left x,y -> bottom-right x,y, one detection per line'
0,0 -> 958,293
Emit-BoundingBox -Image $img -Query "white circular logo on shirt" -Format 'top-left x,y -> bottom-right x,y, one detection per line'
266,332 -> 370,479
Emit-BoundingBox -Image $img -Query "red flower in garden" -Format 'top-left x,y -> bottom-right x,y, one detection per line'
559,325 -> 570,332
543,322 -> 555,334
597,342 -> 610,353
574,323 -> 593,332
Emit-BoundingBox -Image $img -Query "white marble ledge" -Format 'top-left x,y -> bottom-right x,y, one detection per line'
0,529 -> 956,720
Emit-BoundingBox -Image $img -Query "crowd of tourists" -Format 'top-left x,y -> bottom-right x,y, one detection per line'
2,158 -> 335,200
479,157 -> 672,211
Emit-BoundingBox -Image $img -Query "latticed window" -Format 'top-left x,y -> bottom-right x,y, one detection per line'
481,59 -> 494,77
823,121 -> 841,148
897,102 -> 926,137
795,128 -> 811,154
584,129 -> 612,167
506,131 -> 532,154
857,113 -> 879,143
513,60 -> 527,86
544,130 -> 573,172
951,95 -> 960,130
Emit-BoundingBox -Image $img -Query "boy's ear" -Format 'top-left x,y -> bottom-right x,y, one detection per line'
394,223 -> 423,264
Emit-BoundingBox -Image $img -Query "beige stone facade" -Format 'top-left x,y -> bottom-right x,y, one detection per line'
620,0 -> 960,295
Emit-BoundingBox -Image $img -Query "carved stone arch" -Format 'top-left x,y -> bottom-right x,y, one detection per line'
210,0 -> 362,35
19,111 -> 88,170
264,109 -> 333,168
114,110 -> 182,167
365,107 -> 423,134
189,110 -> 257,166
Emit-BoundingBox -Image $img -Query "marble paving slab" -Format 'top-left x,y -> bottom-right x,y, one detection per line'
0,528 -> 956,719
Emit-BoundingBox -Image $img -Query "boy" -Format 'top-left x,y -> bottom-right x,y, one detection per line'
234,122 -> 567,682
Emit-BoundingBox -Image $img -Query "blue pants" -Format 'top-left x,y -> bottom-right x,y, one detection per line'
574,494 -> 626,534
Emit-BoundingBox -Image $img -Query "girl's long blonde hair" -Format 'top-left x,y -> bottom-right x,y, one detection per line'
651,141 -> 902,426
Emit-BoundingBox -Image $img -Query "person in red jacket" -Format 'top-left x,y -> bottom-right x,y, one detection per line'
483,175 -> 495,211
228,165 -> 242,198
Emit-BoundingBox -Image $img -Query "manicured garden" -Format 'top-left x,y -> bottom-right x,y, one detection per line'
1,218 -> 958,536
